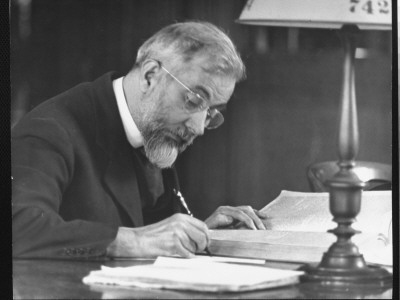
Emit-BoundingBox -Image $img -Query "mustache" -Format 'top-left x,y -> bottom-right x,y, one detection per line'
173,127 -> 198,144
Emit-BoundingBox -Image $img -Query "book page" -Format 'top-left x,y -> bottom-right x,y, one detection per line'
260,190 -> 391,234
357,211 -> 393,267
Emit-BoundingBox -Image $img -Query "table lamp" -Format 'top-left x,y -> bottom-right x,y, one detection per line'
237,0 -> 392,286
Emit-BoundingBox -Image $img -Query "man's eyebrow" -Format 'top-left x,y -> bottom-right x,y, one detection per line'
193,84 -> 228,110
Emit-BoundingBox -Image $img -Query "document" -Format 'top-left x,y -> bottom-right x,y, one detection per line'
82,256 -> 304,292
208,190 -> 392,267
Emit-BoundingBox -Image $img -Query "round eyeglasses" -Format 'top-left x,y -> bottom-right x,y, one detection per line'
157,61 -> 224,129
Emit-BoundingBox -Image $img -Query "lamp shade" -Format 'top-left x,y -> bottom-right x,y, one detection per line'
238,0 -> 392,30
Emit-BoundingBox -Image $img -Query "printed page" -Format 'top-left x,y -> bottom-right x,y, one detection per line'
260,190 -> 391,234
357,211 -> 393,267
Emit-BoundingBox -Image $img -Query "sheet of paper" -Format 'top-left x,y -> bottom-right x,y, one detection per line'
112,254 -> 265,264
82,256 -> 304,292
190,254 -> 265,264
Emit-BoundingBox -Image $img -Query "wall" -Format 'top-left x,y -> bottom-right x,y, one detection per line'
11,0 -> 392,219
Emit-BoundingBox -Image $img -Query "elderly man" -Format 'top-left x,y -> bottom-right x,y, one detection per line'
12,21 -> 266,259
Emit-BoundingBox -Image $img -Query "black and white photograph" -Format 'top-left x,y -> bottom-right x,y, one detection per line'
11,0 -> 395,298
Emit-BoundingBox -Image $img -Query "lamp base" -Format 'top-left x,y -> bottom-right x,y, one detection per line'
298,278 -> 393,299
299,254 -> 392,287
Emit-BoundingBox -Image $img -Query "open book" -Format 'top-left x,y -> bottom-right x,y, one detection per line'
208,190 -> 392,267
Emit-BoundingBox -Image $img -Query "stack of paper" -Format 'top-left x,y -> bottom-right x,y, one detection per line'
82,256 -> 304,292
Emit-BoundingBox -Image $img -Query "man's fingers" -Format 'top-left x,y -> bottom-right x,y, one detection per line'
172,213 -> 210,233
242,207 -> 266,230
174,242 -> 195,258
170,215 -> 210,254
185,225 -> 210,252
181,216 -> 210,251
216,206 -> 267,230
254,209 -> 268,219
221,207 -> 257,230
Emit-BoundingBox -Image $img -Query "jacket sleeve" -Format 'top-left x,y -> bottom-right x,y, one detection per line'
12,116 -> 118,259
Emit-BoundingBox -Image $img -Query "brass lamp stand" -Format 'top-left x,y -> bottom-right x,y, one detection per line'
299,25 -> 392,286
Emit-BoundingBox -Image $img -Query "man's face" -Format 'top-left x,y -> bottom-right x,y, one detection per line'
140,56 -> 236,168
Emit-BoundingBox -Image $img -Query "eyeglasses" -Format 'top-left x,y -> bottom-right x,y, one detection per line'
157,61 -> 224,130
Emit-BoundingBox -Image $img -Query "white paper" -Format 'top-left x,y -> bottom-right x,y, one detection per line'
83,256 -> 304,292
184,254 -> 266,265
261,190 -> 392,234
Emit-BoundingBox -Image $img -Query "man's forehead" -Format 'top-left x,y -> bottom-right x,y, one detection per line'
201,73 -> 235,102
184,54 -> 233,79
207,76 -> 235,100
178,56 -> 236,103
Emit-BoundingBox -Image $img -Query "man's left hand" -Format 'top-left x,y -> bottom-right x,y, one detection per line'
204,206 -> 268,230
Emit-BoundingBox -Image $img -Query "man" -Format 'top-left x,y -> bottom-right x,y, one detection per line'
12,21 -> 267,259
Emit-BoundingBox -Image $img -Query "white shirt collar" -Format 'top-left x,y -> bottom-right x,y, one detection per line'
113,77 -> 144,148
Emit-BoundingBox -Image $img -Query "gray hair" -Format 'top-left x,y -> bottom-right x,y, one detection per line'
134,21 -> 246,82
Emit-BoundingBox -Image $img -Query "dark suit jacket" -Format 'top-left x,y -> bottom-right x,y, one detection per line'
12,72 -> 182,259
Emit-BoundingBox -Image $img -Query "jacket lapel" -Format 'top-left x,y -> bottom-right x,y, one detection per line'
104,148 -> 144,227
92,72 -> 144,227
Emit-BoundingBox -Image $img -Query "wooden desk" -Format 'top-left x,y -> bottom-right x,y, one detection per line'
13,258 -> 393,299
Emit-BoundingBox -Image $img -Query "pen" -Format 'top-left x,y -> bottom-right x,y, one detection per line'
173,188 -> 212,256
174,189 -> 193,217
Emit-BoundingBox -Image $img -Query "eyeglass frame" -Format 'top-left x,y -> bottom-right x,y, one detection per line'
153,60 -> 225,130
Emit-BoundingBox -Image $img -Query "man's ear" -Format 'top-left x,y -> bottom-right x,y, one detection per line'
139,59 -> 161,93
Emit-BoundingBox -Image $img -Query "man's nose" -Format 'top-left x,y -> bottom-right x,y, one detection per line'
185,110 -> 206,136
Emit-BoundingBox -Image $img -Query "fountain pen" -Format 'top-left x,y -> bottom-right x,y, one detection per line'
173,188 -> 212,256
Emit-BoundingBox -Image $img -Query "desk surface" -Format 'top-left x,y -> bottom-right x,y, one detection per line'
13,258 -> 393,299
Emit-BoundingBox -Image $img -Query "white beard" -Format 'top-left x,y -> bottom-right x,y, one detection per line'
142,123 -> 195,168
140,121 -> 183,168
135,92 -> 195,168
145,141 -> 178,169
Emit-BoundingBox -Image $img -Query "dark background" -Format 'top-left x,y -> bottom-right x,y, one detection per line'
10,0 -> 392,220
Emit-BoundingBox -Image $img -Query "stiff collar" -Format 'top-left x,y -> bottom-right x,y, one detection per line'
113,77 -> 144,148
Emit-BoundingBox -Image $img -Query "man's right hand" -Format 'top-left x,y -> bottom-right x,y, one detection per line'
106,213 -> 210,258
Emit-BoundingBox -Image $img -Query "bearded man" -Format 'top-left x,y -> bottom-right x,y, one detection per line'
12,21 -> 267,259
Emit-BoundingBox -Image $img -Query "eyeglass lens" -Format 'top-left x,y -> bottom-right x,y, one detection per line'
206,109 -> 224,129
185,93 -> 224,129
